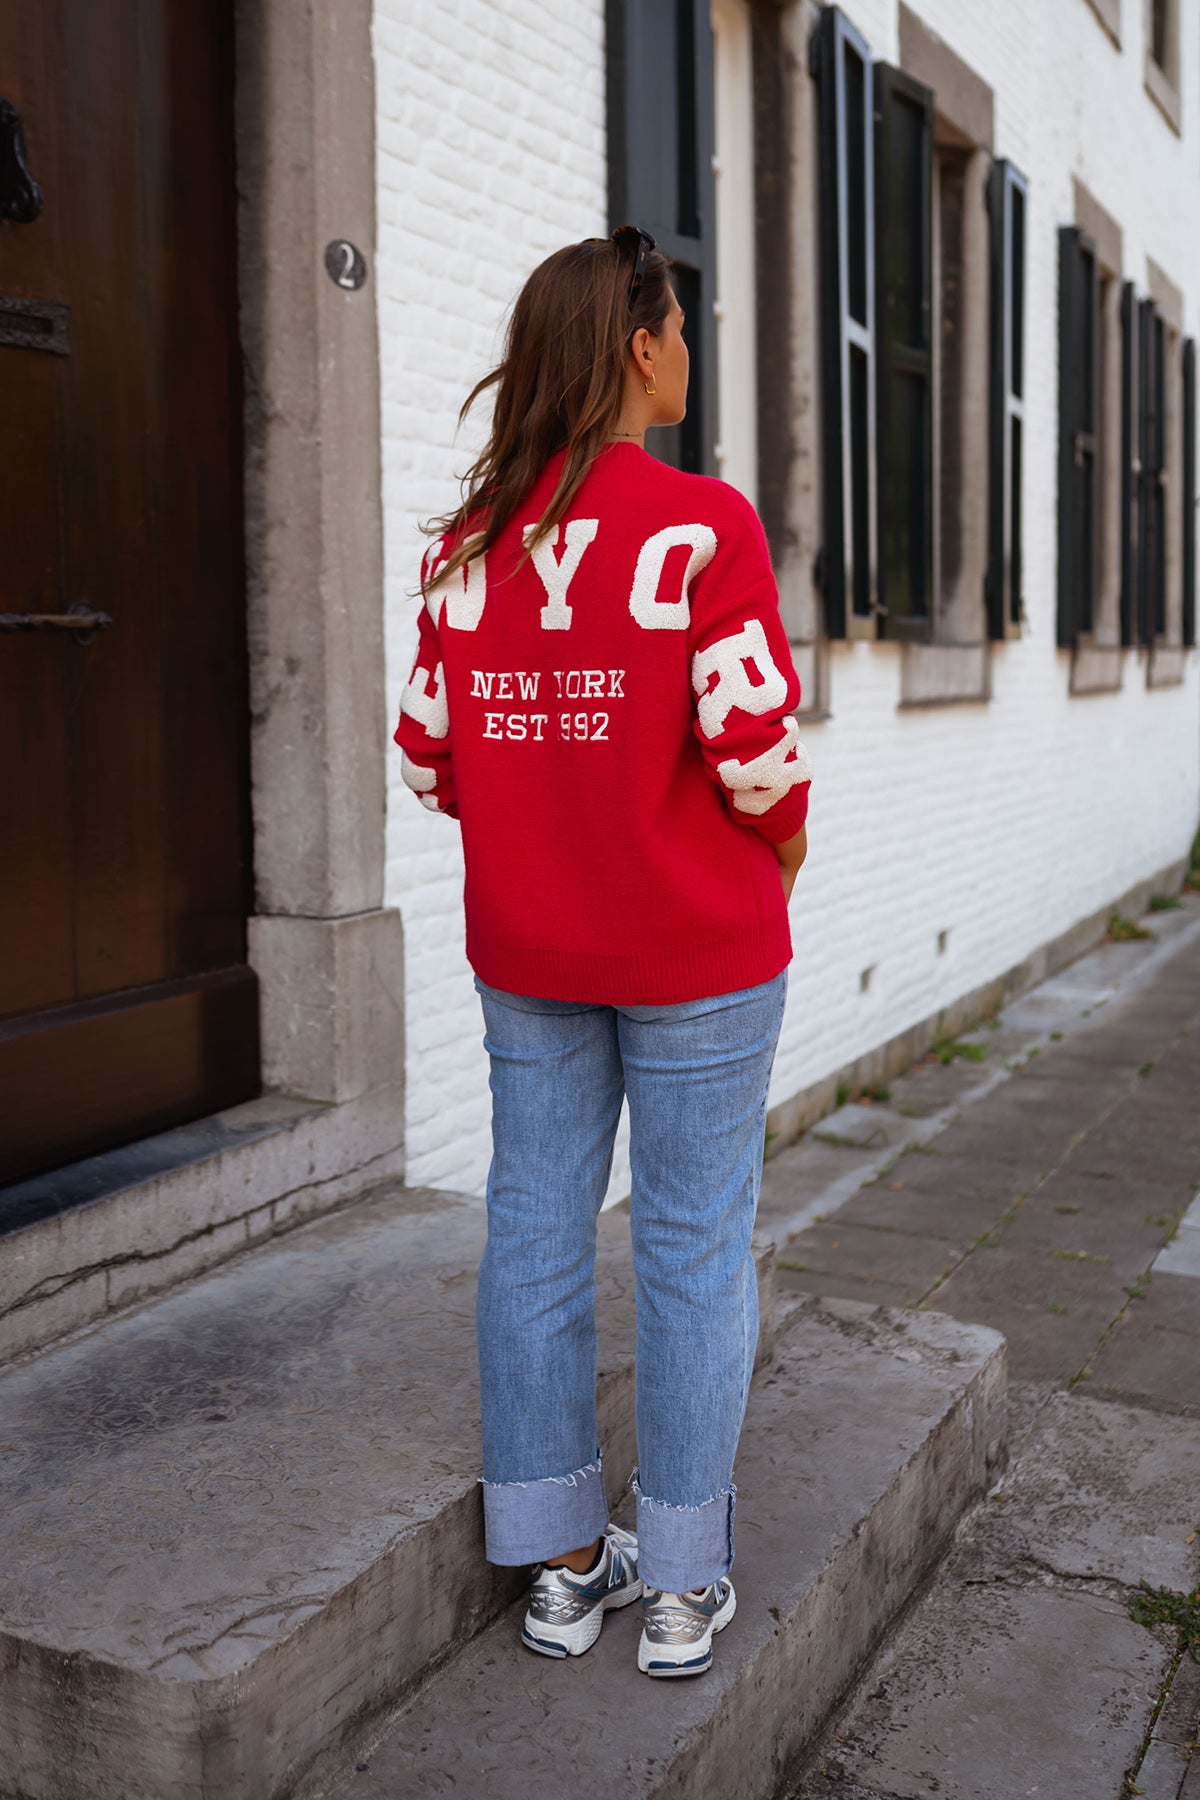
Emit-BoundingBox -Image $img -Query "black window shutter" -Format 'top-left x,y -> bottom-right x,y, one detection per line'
1119,281 -> 1139,646
606,0 -> 716,475
814,4 -> 877,639
986,160 -> 1028,639
874,63 -> 933,641
1056,228 -> 1099,648
1139,298 -> 1166,645
1184,337 -> 1196,648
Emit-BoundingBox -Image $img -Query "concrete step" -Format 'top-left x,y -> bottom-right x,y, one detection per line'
0,1182 -> 775,1800
320,1296 -> 1007,1800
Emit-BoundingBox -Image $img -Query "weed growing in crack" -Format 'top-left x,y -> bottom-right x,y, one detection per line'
1129,1581 -> 1200,1663
1149,894 -> 1181,912
932,1037 -> 989,1065
1107,911 -> 1156,942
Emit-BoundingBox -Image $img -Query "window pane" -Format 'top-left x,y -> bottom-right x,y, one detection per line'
1080,246 -> 1096,434
1010,183 -> 1025,399
849,342 -> 872,614
845,45 -> 868,327
1151,484 -> 1166,635
879,90 -> 926,350
1010,415 -> 1023,624
675,0 -> 699,237
1152,0 -> 1169,71
1077,454 -> 1095,634
648,262 -> 703,473
880,369 -> 929,618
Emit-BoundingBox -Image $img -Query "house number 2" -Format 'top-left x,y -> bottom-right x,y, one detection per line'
324,240 -> 367,290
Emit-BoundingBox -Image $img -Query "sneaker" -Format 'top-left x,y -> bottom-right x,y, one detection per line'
521,1524 -> 642,1659
637,1576 -> 736,1677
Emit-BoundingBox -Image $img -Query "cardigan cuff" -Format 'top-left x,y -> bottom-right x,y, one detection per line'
747,780 -> 810,846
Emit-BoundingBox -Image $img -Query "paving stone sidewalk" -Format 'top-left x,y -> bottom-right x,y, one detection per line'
759,891 -> 1200,1800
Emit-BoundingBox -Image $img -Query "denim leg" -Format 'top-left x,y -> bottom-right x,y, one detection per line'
618,972 -> 787,1593
474,980 -> 625,1565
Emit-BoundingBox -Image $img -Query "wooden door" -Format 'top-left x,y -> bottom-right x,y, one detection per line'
0,2 -> 258,1185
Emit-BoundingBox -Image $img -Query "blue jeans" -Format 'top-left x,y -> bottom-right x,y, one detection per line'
474,970 -> 787,1594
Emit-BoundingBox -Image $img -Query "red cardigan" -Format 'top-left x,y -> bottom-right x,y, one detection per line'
395,442 -> 811,1004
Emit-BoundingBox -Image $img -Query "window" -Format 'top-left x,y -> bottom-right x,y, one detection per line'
816,4 -> 1025,680
1144,0 -> 1181,134
1120,282 -> 1141,645
1139,297 -> 1167,645
1057,188 -> 1125,690
1119,268 -> 1194,678
986,160 -> 1027,640
1150,0 -> 1172,72
814,3 -> 877,638
874,63 -> 934,641
606,0 -> 716,474
1058,228 -> 1098,647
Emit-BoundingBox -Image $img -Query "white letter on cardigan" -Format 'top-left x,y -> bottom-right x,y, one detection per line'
400,661 -> 449,739
401,752 -> 442,812
691,619 -> 788,739
524,519 -> 600,630
628,524 -> 718,629
717,717 -> 812,816
426,546 -> 488,631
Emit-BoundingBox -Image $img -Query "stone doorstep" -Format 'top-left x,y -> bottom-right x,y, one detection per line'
0,1182 -> 775,1800
319,1298 -> 1007,1800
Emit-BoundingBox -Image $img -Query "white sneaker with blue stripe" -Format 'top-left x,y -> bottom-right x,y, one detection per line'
637,1576 -> 736,1676
521,1524 -> 641,1658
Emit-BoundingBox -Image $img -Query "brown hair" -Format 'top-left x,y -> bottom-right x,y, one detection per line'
421,231 -> 673,596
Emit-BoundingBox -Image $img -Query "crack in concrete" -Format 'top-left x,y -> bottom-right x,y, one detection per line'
0,1145 -> 404,1329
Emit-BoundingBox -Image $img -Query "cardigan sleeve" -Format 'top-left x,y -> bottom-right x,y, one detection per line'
686,510 -> 811,846
394,550 -> 458,820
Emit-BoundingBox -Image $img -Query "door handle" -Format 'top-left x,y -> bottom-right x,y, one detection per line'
0,603 -> 112,643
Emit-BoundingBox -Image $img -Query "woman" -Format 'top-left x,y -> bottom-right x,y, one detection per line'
395,226 -> 810,1679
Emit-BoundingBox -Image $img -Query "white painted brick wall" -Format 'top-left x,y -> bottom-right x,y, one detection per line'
376,0 -> 1200,1200
374,0 -> 609,1196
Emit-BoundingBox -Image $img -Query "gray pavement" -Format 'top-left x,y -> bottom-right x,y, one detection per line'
767,890 -> 1200,1800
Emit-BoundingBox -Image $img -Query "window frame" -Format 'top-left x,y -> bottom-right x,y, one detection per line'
1138,296 -> 1167,646
814,2 -> 878,640
985,158 -> 1028,640
873,60 -> 935,643
1057,227 -> 1100,648
1144,0 -> 1182,135
1119,281 -> 1142,646
605,0 -> 718,476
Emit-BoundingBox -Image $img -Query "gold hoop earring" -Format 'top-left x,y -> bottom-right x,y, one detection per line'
643,375 -> 657,396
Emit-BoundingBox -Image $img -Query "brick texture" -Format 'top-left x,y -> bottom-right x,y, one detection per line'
375,0 -> 1200,1198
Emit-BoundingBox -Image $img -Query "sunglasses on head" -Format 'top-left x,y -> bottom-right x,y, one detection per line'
601,224 -> 657,308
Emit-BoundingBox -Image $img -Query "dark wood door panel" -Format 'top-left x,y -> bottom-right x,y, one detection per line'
0,0 -> 257,1173
0,967 -> 260,1185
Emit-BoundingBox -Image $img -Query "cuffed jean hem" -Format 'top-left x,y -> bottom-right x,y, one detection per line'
632,1470 -> 736,1593
480,1453 -> 610,1566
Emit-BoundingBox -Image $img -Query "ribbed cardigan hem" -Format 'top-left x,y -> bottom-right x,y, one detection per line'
467,915 -> 793,1006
